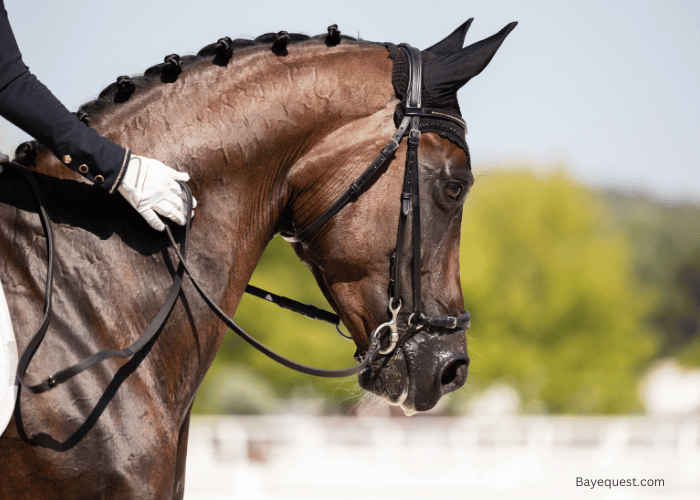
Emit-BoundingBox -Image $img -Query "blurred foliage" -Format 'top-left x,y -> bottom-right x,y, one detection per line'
193,168 -> 683,415
597,191 -> 700,367
457,170 -> 658,414
193,234 -> 362,415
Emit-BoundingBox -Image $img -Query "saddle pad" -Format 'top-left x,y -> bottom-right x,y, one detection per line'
0,279 -> 18,436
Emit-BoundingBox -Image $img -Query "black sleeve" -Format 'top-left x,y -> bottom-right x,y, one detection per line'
0,1 -> 129,193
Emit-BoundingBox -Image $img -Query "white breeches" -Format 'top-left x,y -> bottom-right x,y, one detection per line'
0,277 -> 18,435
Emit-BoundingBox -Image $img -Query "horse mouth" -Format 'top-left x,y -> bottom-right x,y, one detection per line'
358,328 -> 470,413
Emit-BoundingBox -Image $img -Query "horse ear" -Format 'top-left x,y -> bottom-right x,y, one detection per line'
424,21 -> 517,100
425,19 -> 473,56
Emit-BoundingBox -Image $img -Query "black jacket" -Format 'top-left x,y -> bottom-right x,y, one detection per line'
0,1 -> 129,193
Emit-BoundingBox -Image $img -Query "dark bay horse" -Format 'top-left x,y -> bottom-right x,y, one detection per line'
0,20 -> 515,499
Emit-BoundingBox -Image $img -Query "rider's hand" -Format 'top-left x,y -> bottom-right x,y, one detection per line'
117,155 -> 197,231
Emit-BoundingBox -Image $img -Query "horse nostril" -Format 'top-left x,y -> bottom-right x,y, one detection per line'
440,356 -> 470,387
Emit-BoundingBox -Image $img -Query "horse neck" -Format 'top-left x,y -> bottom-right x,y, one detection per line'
26,42 -> 396,410
87,42 -> 395,286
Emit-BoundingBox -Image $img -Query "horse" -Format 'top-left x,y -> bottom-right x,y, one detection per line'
0,20 -> 515,499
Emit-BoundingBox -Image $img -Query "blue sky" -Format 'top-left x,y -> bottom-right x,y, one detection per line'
3,0 -> 699,202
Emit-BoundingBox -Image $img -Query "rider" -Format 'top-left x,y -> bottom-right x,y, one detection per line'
0,1 -> 196,432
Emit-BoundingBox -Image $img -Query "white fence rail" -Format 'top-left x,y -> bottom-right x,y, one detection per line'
185,415 -> 700,499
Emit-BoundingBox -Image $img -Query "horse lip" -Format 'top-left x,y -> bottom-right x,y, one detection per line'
399,401 -> 417,416
358,343 -> 410,405
395,384 -> 410,408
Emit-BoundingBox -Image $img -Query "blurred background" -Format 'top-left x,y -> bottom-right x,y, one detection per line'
2,0 -> 699,498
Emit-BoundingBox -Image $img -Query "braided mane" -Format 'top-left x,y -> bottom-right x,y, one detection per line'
15,26 -> 365,164
79,27 -> 359,121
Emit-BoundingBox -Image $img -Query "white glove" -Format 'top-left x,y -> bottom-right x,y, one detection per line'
117,155 -> 197,231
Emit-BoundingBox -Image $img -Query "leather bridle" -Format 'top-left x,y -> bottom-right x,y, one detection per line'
281,44 -> 470,356
12,44 -> 470,394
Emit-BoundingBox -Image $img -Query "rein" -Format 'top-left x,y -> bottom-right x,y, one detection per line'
11,164 -> 380,394
162,184 -> 382,378
12,44 -> 469,394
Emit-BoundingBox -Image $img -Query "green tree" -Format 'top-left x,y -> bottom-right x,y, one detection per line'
656,250 -> 700,367
457,170 -> 658,413
598,191 -> 700,366
193,235 -> 360,414
194,169 -> 660,415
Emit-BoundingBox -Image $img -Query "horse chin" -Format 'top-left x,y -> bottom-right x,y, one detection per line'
358,329 -> 470,414
358,345 -> 410,406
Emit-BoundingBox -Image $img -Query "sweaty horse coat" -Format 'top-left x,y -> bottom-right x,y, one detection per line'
0,21 -> 515,499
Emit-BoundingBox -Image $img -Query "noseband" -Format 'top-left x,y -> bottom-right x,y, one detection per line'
281,45 -> 470,355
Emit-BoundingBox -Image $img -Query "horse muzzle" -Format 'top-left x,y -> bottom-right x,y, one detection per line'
358,311 -> 471,413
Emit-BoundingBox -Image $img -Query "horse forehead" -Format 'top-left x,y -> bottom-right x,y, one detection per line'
419,133 -> 470,170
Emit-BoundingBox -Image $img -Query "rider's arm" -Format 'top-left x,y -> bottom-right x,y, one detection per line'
0,1 -> 129,194
0,2 -> 195,230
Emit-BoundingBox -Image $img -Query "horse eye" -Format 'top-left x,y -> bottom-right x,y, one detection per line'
445,181 -> 463,200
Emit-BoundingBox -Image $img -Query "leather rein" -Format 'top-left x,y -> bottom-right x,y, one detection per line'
13,44 -> 468,394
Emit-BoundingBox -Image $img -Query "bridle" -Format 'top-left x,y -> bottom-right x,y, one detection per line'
281,44 -> 470,355
12,44 -> 470,395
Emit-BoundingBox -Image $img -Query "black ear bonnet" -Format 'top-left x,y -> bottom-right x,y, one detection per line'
385,20 -> 517,163
386,43 -> 469,161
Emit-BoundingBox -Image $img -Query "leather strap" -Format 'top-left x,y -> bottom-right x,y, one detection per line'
281,114 -> 412,243
403,107 -> 466,131
164,188 -> 379,378
11,164 -> 376,392
403,45 -> 423,321
244,284 -> 339,326
390,140 -> 413,308
11,163 -> 56,394
11,160 -> 190,394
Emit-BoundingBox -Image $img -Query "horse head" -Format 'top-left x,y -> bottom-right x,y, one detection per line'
281,21 -> 516,413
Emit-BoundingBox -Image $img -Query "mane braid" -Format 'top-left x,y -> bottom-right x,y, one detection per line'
78,28 -> 363,121
13,27 -> 380,164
